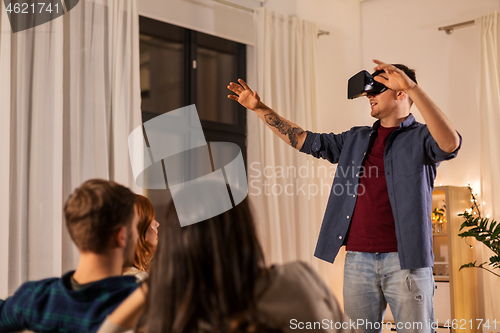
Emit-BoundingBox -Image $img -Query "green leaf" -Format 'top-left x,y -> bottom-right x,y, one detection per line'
459,262 -> 476,271
459,209 -> 500,276
492,225 -> 500,240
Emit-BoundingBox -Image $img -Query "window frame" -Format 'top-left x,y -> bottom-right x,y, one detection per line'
139,16 -> 247,164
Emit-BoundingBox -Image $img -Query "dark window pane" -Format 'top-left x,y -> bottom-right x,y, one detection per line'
139,17 -> 185,221
140,34 -> 184,114
139,17 -> 246,220
196,32 -> 239,125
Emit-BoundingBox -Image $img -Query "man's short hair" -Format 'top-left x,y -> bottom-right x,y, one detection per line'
373,64 -> 417,106
64,179 -> 137,254
372,64 -> 417,85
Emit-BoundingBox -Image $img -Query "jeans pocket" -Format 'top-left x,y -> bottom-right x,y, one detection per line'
345,250 -> 356,258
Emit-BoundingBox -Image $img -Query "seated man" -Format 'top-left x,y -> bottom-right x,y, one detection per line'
0,179 -> 140,333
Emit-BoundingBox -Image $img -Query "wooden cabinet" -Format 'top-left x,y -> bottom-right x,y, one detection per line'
431,186 -> 481,333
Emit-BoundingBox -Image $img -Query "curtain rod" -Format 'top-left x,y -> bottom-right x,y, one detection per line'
212,0 -> 330,37
438,19 -> 475,35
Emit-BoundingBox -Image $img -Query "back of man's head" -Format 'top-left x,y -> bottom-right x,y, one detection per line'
64,179 -> 137,254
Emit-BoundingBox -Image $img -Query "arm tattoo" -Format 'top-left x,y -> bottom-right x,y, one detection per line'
264,113 -> 305,148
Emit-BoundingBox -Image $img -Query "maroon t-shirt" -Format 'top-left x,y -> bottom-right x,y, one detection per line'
346,125 -> 399,253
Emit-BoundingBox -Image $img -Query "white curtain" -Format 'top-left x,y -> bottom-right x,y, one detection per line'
476,11 -> 500,327
249,8 -> 337,286
0,0 -> 141,298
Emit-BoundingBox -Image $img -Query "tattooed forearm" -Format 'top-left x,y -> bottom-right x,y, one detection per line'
264,113 -> 305,148
288,127 -> 305,148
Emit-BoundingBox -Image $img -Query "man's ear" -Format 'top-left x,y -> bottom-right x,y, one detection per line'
397,90 -> 413,107
115,226 -> 128,248
396,90 -> 407,101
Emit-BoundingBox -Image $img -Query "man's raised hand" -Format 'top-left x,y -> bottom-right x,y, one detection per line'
227,78 -> 306,150
227,79 -> 261,111
372,59 -> 417,92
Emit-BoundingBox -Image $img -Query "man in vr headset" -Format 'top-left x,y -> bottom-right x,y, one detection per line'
228,59 -> 461,333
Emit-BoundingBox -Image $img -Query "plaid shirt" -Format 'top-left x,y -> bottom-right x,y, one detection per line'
0,271 -> 138,333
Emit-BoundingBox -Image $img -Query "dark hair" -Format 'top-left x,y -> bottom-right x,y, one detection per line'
372,63 -> 417,84
132,194 -> 156,273
64,179 -> 137,254
141,192 -> 274,333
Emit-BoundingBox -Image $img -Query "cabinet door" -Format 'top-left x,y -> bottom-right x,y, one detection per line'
434,281 -> 452,324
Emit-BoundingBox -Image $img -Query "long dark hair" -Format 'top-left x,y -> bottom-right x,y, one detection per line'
141,191 -> 275,333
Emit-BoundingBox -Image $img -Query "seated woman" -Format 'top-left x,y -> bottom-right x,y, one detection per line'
99,183 -> 355,333
122,194 -> 159,282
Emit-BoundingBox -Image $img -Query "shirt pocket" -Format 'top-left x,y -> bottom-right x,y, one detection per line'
396,147 -> 423,176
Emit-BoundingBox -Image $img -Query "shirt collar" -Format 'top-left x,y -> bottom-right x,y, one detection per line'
371,113 -> 416,132
60,271 -> 137,294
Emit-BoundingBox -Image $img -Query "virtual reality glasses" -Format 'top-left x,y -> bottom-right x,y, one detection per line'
347,70 -> 388,99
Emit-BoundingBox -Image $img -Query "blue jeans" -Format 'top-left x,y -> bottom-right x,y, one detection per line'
343,252 -> 435,333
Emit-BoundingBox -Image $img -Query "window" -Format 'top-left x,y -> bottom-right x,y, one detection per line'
139,17 -> 247,222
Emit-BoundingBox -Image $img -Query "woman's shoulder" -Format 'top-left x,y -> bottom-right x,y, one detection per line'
256,261 -> 347,331
123,266 -> 141,275
260,261 -> 331,300
272,260 -> 314,272
269,261 -> 322,283
122,267 -> 149,283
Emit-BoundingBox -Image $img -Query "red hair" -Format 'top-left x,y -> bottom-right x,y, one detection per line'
132,194 -> 156,273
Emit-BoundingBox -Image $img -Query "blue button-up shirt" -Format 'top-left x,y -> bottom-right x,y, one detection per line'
299,114 -> 461,269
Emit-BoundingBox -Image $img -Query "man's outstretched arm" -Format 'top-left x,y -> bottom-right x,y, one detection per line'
405,85 -> 460,153
227,79 -> 307,150
373,60 -> 461,153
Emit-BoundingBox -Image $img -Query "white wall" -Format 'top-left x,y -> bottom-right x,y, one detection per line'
297,0 -> 367,133
137,0 -> 256,45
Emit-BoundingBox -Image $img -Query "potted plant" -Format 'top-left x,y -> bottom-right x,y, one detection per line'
458,186 -> 500,278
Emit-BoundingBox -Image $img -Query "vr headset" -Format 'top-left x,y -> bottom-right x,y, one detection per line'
347,70 -> 388,99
